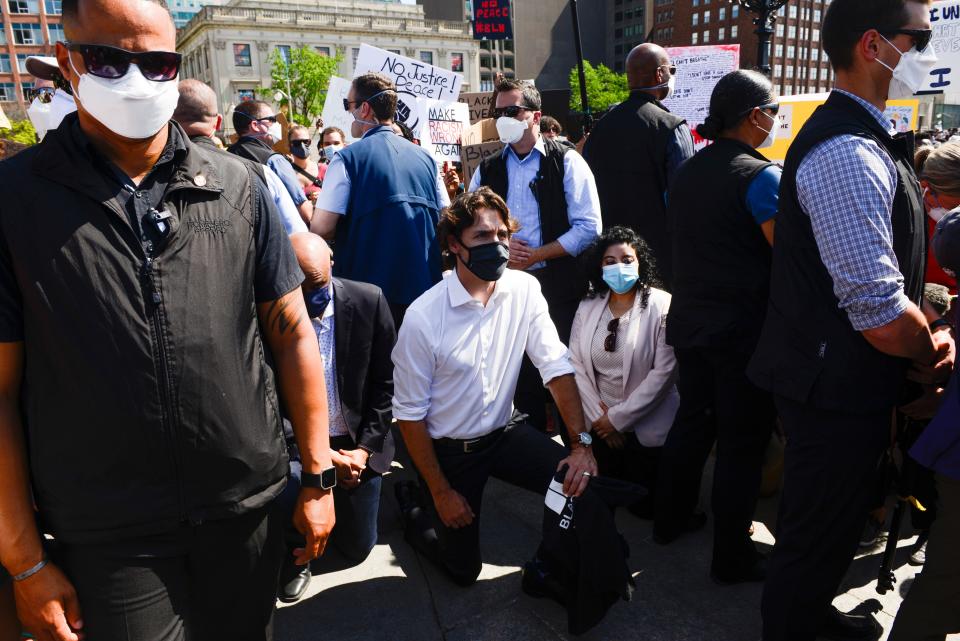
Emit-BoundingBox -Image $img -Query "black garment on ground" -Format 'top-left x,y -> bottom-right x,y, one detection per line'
582,90 -> 687,285
0,114 -> 303,544
534,469 -> 641,635
748,91 -> 926,413
667,137 -> 774,348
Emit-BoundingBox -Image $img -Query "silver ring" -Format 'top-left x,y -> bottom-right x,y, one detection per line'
582,471 -> 591,477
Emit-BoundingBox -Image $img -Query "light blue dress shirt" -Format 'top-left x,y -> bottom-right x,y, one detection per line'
263,167 -> 307,234
311,286 -> 350,438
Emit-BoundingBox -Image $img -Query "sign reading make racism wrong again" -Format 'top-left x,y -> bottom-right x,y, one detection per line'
473,0 -> 513,40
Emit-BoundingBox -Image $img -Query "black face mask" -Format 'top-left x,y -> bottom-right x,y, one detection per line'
458,240 -> 510,282
290,141 -> 309,159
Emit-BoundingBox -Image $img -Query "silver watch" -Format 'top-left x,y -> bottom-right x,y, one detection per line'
577,431 -> 593,447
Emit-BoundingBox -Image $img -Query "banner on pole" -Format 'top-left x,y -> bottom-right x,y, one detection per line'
473,0 -> 513,40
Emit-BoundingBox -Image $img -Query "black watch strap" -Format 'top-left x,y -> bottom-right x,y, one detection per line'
931,318 -> 952,332
301,467 -> 337,490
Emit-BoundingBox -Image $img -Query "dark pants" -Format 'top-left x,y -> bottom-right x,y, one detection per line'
56,506 -> 283,641
761,396 -> 890,641
406,421 -> 566,586
592,433 -> 661,517
890,473 -> 960,641
278,435 -> 381,563
654,343 -> 776,570
514,268 -> 579,433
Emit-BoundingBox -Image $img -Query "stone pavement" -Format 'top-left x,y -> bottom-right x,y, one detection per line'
276,457 -> 953,641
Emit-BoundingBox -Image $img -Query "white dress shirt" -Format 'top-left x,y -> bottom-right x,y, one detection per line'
392,268 -> 574,440
310,288 -> 350,438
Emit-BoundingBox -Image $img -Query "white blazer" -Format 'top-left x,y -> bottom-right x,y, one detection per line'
569,287 -> 679,447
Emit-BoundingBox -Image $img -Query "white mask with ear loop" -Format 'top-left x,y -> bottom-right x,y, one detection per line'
875,33 -> 938,99
755,109 -> 778,149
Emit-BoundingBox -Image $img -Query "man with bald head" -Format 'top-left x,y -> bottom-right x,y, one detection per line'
274,233 -> 396,602
0,0 -> 337,639
174,78 -> 307,234
583,43 -> 694,286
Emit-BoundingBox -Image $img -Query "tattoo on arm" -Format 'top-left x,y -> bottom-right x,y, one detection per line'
265,296 -> 305,336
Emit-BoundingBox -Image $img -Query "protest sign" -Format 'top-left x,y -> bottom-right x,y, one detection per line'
354,44 -> 463,102
462,142 -> 503,185
0,104 -> 10,131
424,100 -> 471,163
760,93 -> 919,163
459,92 -> 494,124
473,0 -> 513,40
663,44 -> 740,131
320,76 -> 359,143
921,1 -> 960,94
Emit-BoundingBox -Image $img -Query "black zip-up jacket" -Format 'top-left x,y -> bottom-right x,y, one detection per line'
0,115 -> 303,544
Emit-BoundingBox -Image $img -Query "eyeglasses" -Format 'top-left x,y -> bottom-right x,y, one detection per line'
29,86 -> 55,103
661,64 -> 678,75
290,139 -> 311,146
881,28 -> 934,52
64,42 -> 181,81
342,98 -> 359,112
604,317 -> 620,352
493,105 -> 531,118
256,114 -> 279,123
739,102 -> 781,118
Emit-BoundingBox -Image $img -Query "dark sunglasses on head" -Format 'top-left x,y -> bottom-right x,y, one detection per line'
493,105 -> 531,118
64,42 -> 181,82
604,317 -> 620,352
29,86 -> 55,103
881,28 -> 934,52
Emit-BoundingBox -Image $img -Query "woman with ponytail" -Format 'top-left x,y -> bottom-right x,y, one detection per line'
653,70 -> 781,584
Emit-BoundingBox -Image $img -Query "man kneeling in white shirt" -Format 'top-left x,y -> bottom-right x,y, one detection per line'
392,186 -> 599,586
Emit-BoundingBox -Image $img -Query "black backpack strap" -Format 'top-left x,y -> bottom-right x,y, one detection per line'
287,157 -> 323,187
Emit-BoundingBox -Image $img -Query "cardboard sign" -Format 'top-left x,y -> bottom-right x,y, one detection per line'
354,44 -> 463,102
473,0 -> 513,40
922,1 -> 960,94
424,100 -> 471,163
663,44 -> 740,130
319,76 -> 360,143
462,141 -> 504,185
458,92 -> 494,124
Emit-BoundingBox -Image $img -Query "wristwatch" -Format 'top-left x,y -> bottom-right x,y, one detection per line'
301,466 -> 337,490
577,431 -> 593,448
930,318 -> 953,332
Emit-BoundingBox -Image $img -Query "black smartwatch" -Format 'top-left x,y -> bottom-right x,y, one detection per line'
301,466 -> 337,490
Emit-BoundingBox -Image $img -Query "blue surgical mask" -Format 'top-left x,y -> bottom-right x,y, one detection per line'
304,285 -> 332,318
602,262 -> 640,294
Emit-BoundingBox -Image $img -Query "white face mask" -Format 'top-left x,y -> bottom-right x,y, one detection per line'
266,120 -> 282,143
663,75 -> 676,100
755,109 -> 778,149
925,187 -> 953,222
323,144 -> 342,159
496,116 -> 529,145
876,34 -> 938,100
70,56 -> 178,140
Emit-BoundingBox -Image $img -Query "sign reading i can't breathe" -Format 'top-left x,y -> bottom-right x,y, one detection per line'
922,1 -> 960,93
473,0 -> 513,40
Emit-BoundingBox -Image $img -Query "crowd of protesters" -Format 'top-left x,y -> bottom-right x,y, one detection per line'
0,0 -> 958,640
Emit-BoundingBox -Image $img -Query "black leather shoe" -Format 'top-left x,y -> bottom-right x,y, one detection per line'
710,556 -> 767,585
653,511 -> 708,545
521,560 -> 566,606
278,563 -> 311,604
817,605 -> 882,641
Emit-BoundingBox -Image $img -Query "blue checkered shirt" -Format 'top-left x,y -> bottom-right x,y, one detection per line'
795,89 -> 911,332
311,288 -> 350,438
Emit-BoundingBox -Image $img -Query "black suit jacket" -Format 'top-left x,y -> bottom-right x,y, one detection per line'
331,277 -> 397,474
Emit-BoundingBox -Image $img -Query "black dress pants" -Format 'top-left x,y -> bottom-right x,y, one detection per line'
761,396 -> 890,641
654,342 -> 776,570
406,421 -> 567,586
592,433 -> 662,517
55,505 -> 284,641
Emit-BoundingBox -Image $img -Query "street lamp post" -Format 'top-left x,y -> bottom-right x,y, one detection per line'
736,0 -> 791,76
569,0 -> 593,135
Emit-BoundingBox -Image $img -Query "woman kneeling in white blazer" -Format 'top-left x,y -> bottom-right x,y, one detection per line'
569,226 -> 679,516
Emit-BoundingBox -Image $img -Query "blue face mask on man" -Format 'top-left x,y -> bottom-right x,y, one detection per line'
304,285 -> 332,318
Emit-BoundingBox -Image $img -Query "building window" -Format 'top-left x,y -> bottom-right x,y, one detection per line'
238,89 -> 255,102
316,46 -> 331,57
47,23 -> 63,43
812,48 -> 820,61
450,52 -> 464,72
787,45 -> 796,59
775,44 -> 784,57
0,83 -> 16,102
785,86 -> 793,96
789,4 -> 797,18
776,23 -> 784,37
8,0 -> 38,13
692,32 -> 699,44
703,29 -> 710,43
0,55 -> 9,73
814,9 -> 822,21
692,0 -> 698,5
275,45 -> 291,65
811,67 -> 818,81
719,6 -> 725,20
704,10 -> 710,23
692,13 -> 698,26
20,81 -> 33,100
732,4 -> 738,18
233,43 -> 251,67
16,53 -> 28,72
788,25 -> 796,39
731,25 -> 738,39
813,29 -> 820,41
420,51 -> 434,65
786,65 -> 794,79
43,0 -> 59,12
615,11 -> 623,21
718,27 -> 725,40
11,23 -> 43,45
351,47 -> 360,69
775,64 -> 783,77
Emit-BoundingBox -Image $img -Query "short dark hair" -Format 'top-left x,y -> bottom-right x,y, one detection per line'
540,115 -> 562,134
697,70 -> 775,140
495,78 -> 541,111
232,99 -> 270,135
63,0 -> 173,33
320,126 -> 345,145
822,0 -> 931,71
582,226 -> 660,302
437,187 -> 519,256
352,73 -> 397,122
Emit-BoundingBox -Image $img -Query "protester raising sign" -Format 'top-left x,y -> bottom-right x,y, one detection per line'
423,100 -> 471,163
662,44 -> 740,133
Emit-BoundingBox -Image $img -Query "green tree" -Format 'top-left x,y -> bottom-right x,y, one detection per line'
262,46 -> 344,126
0,119 -> 36,145
568,61 -> 629,113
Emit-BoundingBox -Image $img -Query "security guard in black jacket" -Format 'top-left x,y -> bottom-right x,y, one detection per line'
0,1 -> 335,639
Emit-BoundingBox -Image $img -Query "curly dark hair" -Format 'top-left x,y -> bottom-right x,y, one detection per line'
581,226 -> 661,305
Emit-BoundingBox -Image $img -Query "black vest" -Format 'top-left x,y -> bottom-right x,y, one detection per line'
227,135 -> 281,167
583,91 -> 686,285
479,137 -> 584,302
748,92 -> 926,413
667,138 -> 774,348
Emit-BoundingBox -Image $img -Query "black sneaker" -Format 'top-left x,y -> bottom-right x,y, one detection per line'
818,605 -> 882,641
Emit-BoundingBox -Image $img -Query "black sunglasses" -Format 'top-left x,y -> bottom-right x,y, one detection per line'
661,64 -> 678,75
739,102 -> 780,118
65,42 -> 181,82
604,317 -> 620,352
29,86 -> 55,103
493,105 -> 532,118
881,28 -> 934,52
